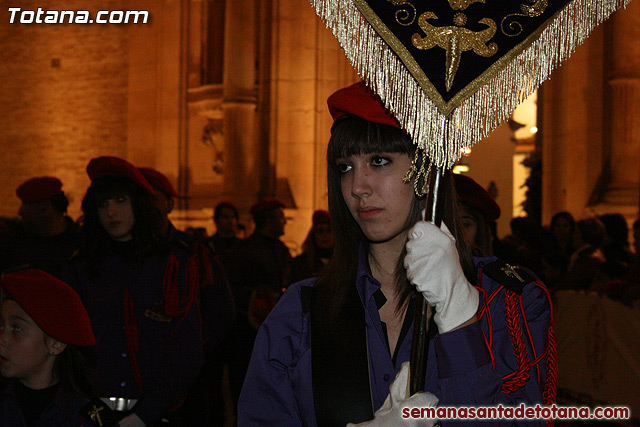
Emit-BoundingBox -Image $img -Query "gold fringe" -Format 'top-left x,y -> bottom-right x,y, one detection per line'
309,0 -> 631,170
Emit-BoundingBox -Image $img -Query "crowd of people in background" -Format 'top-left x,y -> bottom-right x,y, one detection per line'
0,158 -> 334,426
0,149 -> 637,425
494,211 -> 640,305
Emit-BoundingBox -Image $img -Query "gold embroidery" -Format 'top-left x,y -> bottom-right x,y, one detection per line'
453,13 -> 467,27
88,405 -> 104,427
387,0 -> 417,26
448,0 -> 486,11
501,0 -> 549,37
144,301 -> 172,322
501,264 -> 525,283
323,0 -> 629,176
412,12 -> 497,91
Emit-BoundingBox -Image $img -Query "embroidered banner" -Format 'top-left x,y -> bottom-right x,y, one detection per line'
310,0 -> 630,169
354,0 -> 570,113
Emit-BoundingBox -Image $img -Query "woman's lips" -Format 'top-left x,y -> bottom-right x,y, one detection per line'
358,208 -> 382,220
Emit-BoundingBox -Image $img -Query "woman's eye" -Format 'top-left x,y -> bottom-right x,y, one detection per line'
117,196 -> 128,203
98,200 -> 108,208
337,163 -> 352,174
371,156 -> 390,167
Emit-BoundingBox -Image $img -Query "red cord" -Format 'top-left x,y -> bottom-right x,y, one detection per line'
519,294 -> 541,385
501,289 -> 531,392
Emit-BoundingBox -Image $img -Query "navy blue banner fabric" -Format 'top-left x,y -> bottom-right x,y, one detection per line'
356,0 -> 570,103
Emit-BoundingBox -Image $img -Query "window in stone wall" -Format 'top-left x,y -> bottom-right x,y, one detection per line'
203,0 -> 225,85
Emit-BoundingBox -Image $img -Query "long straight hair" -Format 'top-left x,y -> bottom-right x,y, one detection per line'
79,176 -> 165,276
315,115 -> 476,336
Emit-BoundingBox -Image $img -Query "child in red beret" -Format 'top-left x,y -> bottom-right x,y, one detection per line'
0,269 -> 97,426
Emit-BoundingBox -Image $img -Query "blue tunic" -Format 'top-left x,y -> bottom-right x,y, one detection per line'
238,246 -> 551,426
66,241 -> 205,425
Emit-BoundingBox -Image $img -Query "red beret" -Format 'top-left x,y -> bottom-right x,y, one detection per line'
16,177 -> 63,203
453,174 -> 501,221
1,269 -> 95,346
327,81 -> 401,129
312,210 -> 330,224
86,156 -> 154,195
250,198 -> 285,216
138,167 -> 178,197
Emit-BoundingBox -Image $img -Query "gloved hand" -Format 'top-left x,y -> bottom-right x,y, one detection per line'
404,218 -> 479,333
347,362 -> 439,426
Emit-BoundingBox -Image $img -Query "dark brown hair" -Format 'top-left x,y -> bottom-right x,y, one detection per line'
79,176 -> 165,276
314,115 -> 475,337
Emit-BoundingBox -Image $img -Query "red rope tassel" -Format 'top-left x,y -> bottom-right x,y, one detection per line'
501,289 -> 531,392
537,281 -> 558,427
162,252 -> 200,341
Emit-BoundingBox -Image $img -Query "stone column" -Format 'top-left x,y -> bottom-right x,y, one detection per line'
222,0 -> 262,213
605,1 -> 640,215
540,27 -> 605,223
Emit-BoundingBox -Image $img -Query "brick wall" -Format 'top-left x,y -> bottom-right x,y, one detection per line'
0,1 -> 130,220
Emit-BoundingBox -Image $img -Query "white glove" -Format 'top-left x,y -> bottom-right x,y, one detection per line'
347,362 -> 439,427
404,219 -> 479,333
118,413 -> 146,427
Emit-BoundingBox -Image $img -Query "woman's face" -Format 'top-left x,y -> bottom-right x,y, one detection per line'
338,152 -> 414,243
314,223 -> 334,249
460,205 -> 478,249
97,195 -> 136,241
0,299 -> 56,388
553,217 -> 572,242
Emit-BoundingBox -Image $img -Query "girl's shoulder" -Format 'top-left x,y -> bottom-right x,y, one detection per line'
475,256 -> 543,295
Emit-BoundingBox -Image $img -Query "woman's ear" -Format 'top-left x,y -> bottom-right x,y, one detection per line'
45,337 -> 67,356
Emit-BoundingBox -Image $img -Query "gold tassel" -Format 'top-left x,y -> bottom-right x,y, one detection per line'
310,0 -> 631,171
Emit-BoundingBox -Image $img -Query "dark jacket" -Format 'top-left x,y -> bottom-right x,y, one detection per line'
65,239 -> 204,426
0,380 -> 89,427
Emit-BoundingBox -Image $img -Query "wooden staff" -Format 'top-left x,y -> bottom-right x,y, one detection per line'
410,118 -> 449,395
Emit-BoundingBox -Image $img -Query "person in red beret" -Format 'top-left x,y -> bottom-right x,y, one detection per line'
238,82 -> 555,426
138,167 -> 177,237
1,177 -> 79,279
288,210 -> 334,285
453,173 -> 501,256
0,269 -> 97,426
65,156 -> 205,427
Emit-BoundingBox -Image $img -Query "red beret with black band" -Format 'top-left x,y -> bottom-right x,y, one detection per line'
453,173 -> 501,221
1,269 -> 96,347
16,177 -> 63,203
86,156 -> 154,195
327,81 -> 401,129
312,210 -> 330,225
139,167 -> 178,198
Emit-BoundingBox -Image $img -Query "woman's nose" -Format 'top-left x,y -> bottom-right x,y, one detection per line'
351,168 -> 372,198
105,201 -> 116,217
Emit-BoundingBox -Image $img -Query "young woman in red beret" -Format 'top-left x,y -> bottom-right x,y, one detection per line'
0,269 -> 96,426
65,157 -> 204,427
238,82 -> 556,426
